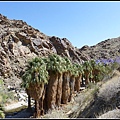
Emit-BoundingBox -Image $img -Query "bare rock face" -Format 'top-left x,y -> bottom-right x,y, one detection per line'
0,14 -> 89,89
49,36 -> 90,63
79,38 -> 120,60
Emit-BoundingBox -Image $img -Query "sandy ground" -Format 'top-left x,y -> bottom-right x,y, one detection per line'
4,101 -> 34,118
4,101 -> 27,112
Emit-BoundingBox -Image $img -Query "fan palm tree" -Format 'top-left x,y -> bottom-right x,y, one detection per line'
89,59 -> 98,83
61,57 -> 72,104
46,54 -> 65,110
68,63 -> 79,102
21,57 -> 49,118
82,60 -> 93,86
74,63 -> 84,92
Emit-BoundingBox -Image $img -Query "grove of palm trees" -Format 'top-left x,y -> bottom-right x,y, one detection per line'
21,53 -> 120,118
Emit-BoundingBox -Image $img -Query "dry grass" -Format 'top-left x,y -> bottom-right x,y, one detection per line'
97,70 -> 120,102
68,70 -> 120,118
41,108 -> 68,118
94,70 -> 120,118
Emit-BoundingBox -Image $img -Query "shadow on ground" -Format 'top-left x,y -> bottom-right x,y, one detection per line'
5,108 -> 34,118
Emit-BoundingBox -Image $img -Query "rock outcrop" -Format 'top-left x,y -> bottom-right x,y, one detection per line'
0,14 -> 89,89
79,38 -> 120,60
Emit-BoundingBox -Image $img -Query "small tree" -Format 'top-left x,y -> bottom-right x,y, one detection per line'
21,57 -> 49,118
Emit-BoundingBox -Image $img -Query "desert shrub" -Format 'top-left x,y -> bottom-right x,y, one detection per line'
97,76 -> 120,102
0,79 -> 14,104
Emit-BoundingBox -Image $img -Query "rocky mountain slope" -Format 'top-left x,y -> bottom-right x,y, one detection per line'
79,38 -> 120,60
0,14 -> 89,90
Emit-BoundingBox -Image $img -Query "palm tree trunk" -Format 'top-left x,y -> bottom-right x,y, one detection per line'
47,71 -> 58,110
92,69 -> 100,83
28,94 -> 31,109
62,72 -> 70,104
34,100 -> 41,118
26,89 -> 32,111
43,84 -> 48,112
56,73 -> 63,107
84,71 -> 90,85
74,74 -> 82,92
27,83 -> 44,118
39,85 -> 46,116
68,75 -> 75,102
86,74 -> 89,85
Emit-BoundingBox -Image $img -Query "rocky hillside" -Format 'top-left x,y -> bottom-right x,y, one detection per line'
0,13 -> 120,94
0,14 -> 89,89
79,38 -> 120,60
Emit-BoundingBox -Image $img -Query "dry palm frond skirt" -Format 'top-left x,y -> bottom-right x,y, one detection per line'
26,82 -> 44,100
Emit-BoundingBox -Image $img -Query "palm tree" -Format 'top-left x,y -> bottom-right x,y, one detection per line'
68,63 -> 79,102
74,63 -> 84,92
82,60 -> 93,86
89,59 -> 97,83
56,55 -> 66,108
21,57 -> 49,118
61,57 -> 72,104
46,54 -> 65,110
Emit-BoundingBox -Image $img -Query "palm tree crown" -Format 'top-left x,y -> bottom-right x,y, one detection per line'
21,57 -> 49,89
47,54 -> 66,73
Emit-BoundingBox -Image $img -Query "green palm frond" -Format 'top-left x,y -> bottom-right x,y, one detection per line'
83,60 -> 93,72
75,63 -> 84,75
69,63 -> 78,77
21,57 -> 49,89
47,54 -> 66,73
63,56 -> 73,72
